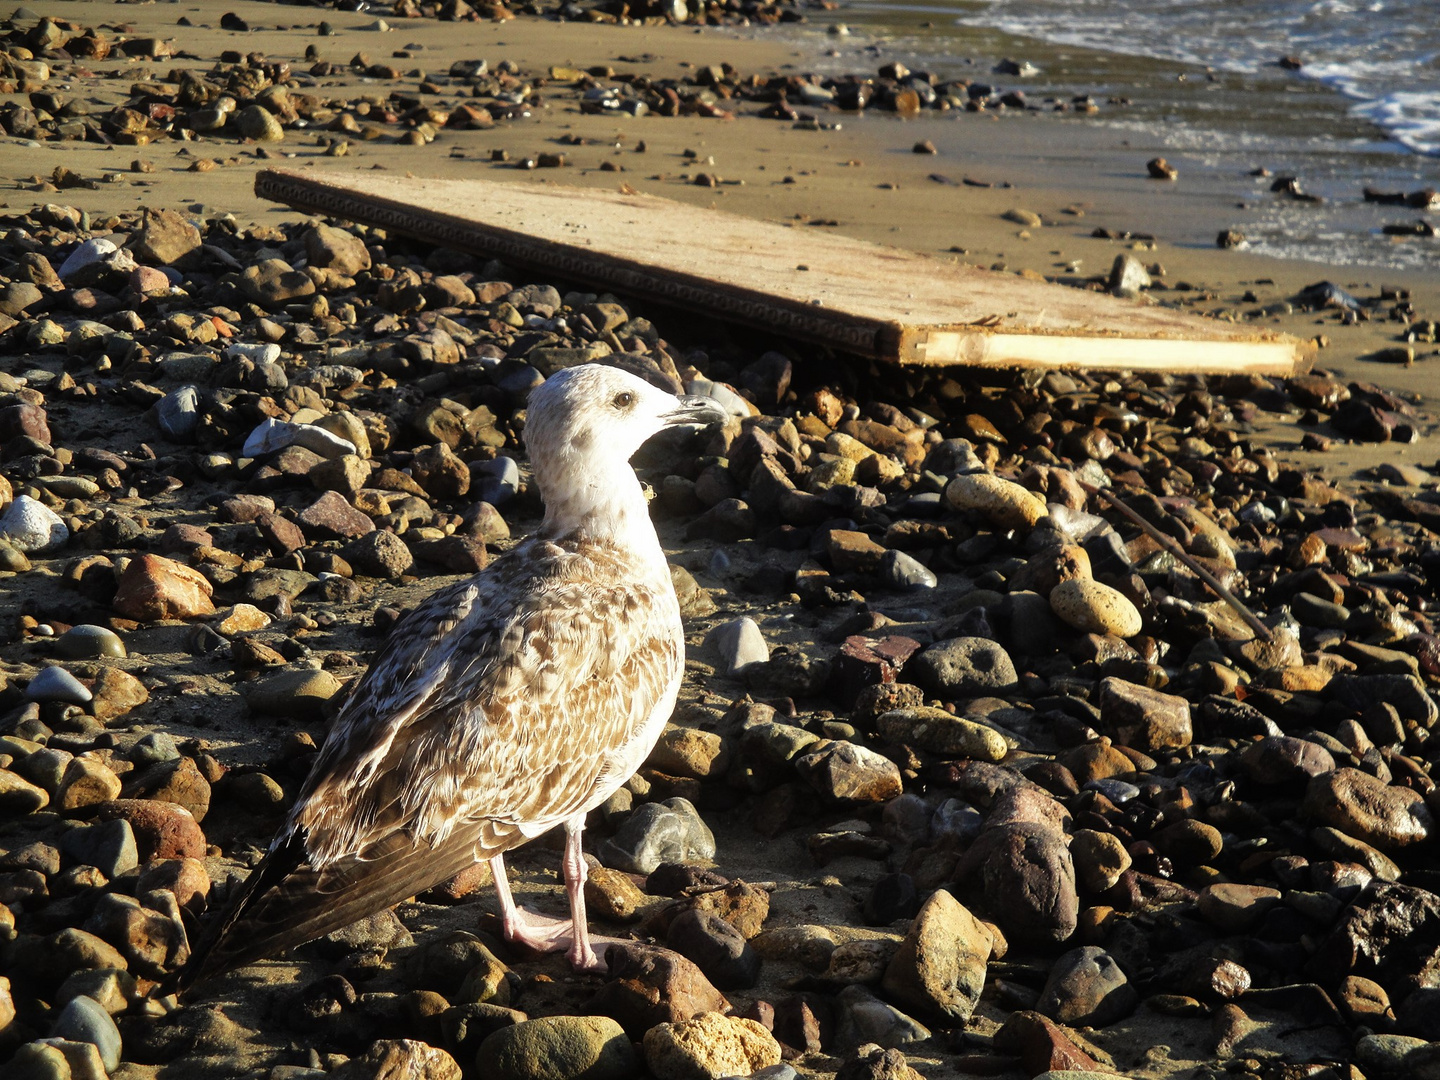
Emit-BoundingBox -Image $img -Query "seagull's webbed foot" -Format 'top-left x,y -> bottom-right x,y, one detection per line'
488,817 -> 617,975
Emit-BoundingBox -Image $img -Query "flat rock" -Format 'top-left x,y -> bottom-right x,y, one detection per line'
1302,768 -> 1434,849
945,473 -> 1046,529
911,637 -> 1018,697
1197,883 -> 1283,932
876,707 -> 1008,760
298,490 -> 376,540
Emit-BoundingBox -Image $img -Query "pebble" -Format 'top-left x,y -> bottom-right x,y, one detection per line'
112,554 -> 216,620
1196,883 -> 1282,931
0,769 -> 49,813
588,943 -> 729,1036
704,617 -> 769,677
55,625 -> 127,659
666,909 -> 761,989
1356,1034 -> 1429,1076
330,1040 -> 461,1080
642,1012 -> 782,1080
244,417 -> 357,459
881,888 -> 991,1024
875,707 -> 1007,760
795,741 -> 903,804
944,472 -> 1047,529
241,668 -> 343,719
1049,579 -> 1142,637
0,494 -> 69,553
58,236 -> 135,282
833,985 -> 931,1050
1069,829 -> 1132,891
474,1016 -> 633,1080
879,549 -> 937,590
648,725 -> 731,779
911,637 -> 1018,696
57,757 -> 123,811
26,665 -> 93,705
156,385 -> 201,439
51,994 -> 123,1072
9,1039 -> 108,1080
96,799 -> 206,861
473,456 -> 522,505
1302,768 -> 1434,849
1036,946 -> 1136,1027
1098,677 -> 1192,751
598,797 -> 717,873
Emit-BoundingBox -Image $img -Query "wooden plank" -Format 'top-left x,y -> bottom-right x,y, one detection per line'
255,168 -> 1313,376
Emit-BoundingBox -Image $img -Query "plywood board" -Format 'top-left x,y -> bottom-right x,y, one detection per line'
255,168 -> 1312,375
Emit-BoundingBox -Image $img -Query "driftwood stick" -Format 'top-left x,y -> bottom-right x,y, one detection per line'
1078,481 -> 1275,643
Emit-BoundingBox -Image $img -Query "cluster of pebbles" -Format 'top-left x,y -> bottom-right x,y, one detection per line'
0,2 -> 1117,175
0,197 -> 1438,1080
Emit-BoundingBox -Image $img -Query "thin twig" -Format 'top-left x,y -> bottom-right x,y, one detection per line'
1078,481 -> 1275,642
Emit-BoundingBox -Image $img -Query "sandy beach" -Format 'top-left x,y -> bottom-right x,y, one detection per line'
11,0 -> 1437,460
2,2 -> 1440,1079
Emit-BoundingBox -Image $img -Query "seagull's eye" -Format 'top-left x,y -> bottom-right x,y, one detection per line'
613,391 -> 635,410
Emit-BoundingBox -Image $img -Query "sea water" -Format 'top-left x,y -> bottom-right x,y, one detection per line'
782,0 -> 1440,271
959,0 -> 1440,156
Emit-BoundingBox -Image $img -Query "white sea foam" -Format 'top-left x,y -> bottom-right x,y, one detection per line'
956,0 -> 1440,154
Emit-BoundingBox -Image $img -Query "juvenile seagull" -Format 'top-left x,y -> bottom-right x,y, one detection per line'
179,364 -> 725,989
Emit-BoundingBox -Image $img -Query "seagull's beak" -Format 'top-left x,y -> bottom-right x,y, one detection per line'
663,394 -> 729,428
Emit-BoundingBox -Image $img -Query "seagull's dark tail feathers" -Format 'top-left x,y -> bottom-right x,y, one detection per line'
167,830 -> 309,996
169,823 -> 489,998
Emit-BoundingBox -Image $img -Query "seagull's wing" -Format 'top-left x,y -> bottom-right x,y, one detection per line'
177,541 -> 682,991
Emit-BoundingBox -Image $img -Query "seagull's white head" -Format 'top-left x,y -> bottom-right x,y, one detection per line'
525,364 -> 725,546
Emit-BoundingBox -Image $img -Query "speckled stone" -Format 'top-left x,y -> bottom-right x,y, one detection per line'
944,473 -> 1047,529
1049,579 -> 1143,637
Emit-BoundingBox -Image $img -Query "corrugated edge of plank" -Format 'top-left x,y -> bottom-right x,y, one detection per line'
255,168 -> 1313,376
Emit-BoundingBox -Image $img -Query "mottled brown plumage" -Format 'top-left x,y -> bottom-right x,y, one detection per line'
179,365 -> 724,990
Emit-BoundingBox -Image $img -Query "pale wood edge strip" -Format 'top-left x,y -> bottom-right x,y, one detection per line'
899,328 -> 1315,376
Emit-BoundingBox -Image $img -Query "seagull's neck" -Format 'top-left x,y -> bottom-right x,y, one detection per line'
537,457 -> 663,561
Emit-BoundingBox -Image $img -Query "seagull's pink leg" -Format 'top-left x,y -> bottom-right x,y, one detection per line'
489,853 -> 571,952
485,822 -> 617,974
560,815 -> 608,973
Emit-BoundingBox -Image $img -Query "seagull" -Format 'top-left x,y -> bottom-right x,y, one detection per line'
177,364 -> 726,990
